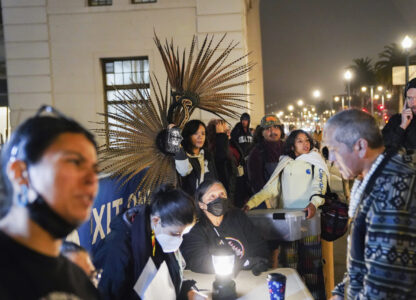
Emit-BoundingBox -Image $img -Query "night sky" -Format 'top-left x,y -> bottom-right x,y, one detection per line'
260,0 -> 416,112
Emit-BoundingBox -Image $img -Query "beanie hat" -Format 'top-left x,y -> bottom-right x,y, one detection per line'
405,77 -> 416,98
260,114 -> 282,129
240,113 -> 250,121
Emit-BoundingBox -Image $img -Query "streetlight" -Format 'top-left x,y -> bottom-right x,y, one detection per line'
287,105 -> 294,112
402,35 -> 413,86
312,90 -> 321,98
297,99 -> 304,107
344,70 -> 353,108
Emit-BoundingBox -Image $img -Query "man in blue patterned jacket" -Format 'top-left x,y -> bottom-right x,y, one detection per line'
324,109 -> 416,300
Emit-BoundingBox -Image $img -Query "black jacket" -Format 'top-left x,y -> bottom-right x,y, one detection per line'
247,140 -> 284,194
231,122 -> 253,157
175,148 -> 217,197
382,113 -> 416,152
180,209 -> 269,273
94,205 -> 191,300
213,133 -> 237,204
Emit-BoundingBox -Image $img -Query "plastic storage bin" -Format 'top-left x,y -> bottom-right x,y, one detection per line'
246,209 -> 321,241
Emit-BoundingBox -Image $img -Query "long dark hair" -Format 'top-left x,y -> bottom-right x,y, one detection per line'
181,120 -> 207,155
206,119 -> 219,154
283,129 -> 314,159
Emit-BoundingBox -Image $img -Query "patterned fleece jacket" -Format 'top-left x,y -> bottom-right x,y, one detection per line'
333,153 -> 416,300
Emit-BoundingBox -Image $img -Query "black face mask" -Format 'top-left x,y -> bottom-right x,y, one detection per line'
27,194 -> 78,239
206,197 -> 228,217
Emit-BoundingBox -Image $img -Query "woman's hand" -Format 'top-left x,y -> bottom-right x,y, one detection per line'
215,121 -> 226,133
242,205 -> 250,212
304,203 -> 316,219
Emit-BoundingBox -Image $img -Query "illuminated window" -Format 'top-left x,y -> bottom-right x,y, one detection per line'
101,57 -> 150,143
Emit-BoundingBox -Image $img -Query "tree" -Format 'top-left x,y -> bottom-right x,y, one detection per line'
375,43 -> 416,112
346,57 -> 376,109
374,43 -> 416,86
348,57 -> 376,94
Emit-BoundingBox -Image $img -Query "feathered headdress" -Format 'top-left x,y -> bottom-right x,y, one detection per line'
96,34 -> 253,203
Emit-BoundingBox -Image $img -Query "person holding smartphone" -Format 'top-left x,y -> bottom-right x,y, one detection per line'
382,77 -> 416,153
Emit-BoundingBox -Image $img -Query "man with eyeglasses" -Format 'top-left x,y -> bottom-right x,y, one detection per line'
382,78 -> 416,153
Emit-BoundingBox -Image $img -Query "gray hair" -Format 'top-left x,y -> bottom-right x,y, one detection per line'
324,109 -> 383,150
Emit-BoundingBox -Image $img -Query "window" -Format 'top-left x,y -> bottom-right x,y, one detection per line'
89,0 -> 112,6
101,57 -> 150,143
132,0 -> 156,3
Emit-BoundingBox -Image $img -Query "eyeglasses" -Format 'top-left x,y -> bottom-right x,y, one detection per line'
406,96 -> 416,102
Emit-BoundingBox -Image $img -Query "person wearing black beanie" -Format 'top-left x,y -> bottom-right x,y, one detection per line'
230,113 -> 253,158
382,77 -> 416,153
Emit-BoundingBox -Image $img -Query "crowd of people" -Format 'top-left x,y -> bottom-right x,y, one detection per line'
1,78 -> 416,300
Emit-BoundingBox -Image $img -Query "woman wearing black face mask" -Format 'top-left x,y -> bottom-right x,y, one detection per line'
180,179 -> 270,275
0,106 -> 100,300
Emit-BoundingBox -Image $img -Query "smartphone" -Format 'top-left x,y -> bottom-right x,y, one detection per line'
405,100 -> 411,120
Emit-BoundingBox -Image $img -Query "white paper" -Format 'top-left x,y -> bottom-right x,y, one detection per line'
143,261 -> 176,300
133,257 -> 157,298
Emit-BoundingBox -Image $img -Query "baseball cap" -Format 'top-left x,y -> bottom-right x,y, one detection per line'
260,114 -> 282,129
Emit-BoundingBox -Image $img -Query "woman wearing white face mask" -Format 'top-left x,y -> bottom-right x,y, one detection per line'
93,185 -> 203,300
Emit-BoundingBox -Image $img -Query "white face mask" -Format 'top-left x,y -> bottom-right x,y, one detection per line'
154,222 -> 183,253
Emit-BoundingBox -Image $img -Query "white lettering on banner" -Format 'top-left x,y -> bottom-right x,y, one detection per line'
92,204 -> 105,244
127,193 -> 137,208
91,194 -> 147,245
107,202 -> 112,235
113,198 -> 123,215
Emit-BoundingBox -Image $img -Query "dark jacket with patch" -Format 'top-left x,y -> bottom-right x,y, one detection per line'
231,122 -> 254,157
180,209 -> 269,273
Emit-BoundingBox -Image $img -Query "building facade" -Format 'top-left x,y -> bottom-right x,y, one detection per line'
1,0 -> 264,142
